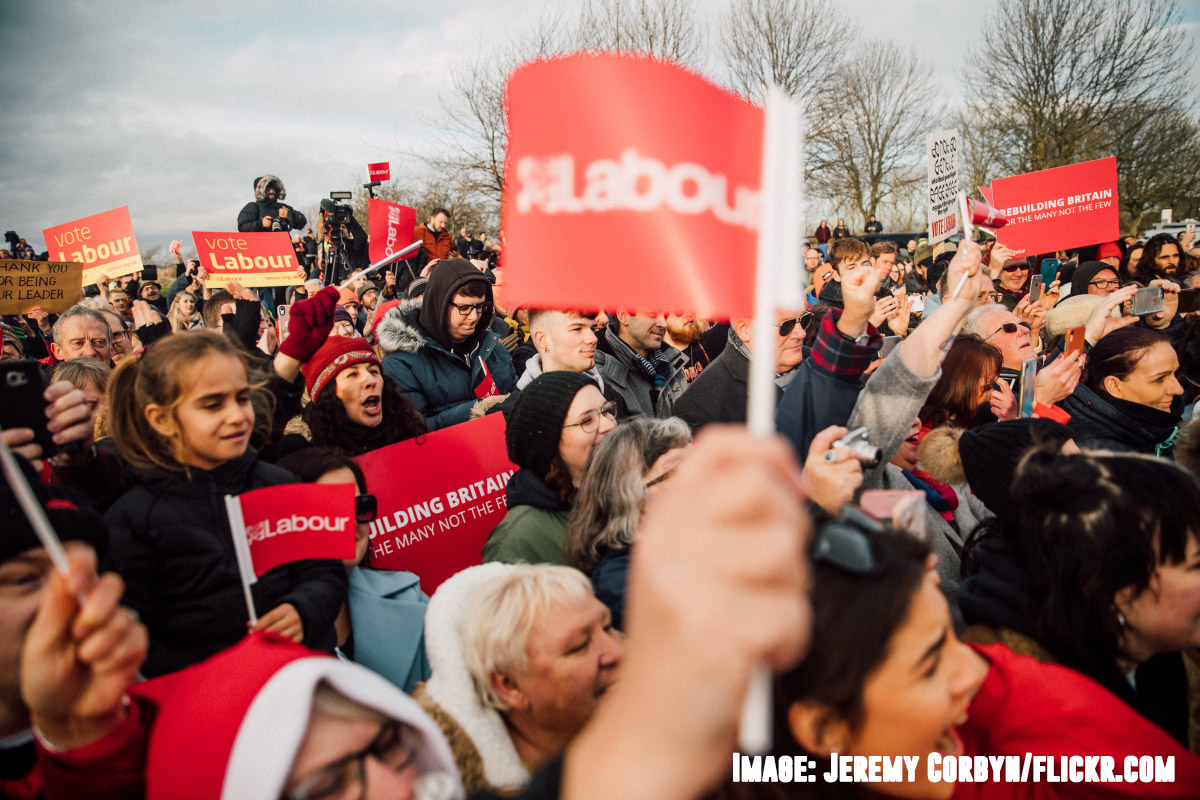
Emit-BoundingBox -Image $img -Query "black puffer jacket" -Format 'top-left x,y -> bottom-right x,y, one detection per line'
105,450 -> 347,677
1061,384 -> 1179,457
236,175 -> 307,233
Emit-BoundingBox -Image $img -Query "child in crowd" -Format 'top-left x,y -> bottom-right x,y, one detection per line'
102,329 -> 347,677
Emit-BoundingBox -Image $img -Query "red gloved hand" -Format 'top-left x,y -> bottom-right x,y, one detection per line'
278,286 -> 338,363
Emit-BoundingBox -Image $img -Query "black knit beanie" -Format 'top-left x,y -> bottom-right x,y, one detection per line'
1,453 -> 108,564
960,419 -> 1074,513
506,372 -> 598,479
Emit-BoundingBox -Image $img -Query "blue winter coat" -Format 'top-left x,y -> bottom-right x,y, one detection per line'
376,299 -> 517,430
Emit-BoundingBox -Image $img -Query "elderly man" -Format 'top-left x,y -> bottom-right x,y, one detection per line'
672,310 -> 806,431
414,563 -> 622,796
50,306 -> 113,365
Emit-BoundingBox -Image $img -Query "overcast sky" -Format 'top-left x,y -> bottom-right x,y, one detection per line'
2,0 -> 1198,255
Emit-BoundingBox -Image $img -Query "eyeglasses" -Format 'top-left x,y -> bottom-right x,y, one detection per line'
984,321 -> 1032,341
283,720 -> 421,800
563,401 -> 618,434
777,313 -> 813,337
977,292 -> 1003,304
450,301 -> 490,318
1089,278 -> 1121,289
1001,263 -> 1029,273
355,493 -> 377,523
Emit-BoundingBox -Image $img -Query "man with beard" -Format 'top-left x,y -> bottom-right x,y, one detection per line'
663,313 -> 728,383
595,310 -> 688,418
672,310 -> 806,431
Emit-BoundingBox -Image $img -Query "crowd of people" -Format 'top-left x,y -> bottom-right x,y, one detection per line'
2,182 -> 1200,800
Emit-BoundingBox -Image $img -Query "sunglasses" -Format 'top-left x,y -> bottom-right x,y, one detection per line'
355,493 -> 377,523
984,321 -> 1032,341
778,312 -> 814,337
1001,263 -> 1029,272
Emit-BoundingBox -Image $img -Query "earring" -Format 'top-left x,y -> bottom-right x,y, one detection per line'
1115,610 -> 1127,627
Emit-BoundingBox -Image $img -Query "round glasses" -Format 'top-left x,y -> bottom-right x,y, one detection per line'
563,401 -> 618,434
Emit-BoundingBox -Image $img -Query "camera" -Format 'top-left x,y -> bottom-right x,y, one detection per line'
831,426 -> 882,468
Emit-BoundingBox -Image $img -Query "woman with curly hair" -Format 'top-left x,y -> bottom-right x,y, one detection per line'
274,335 -> 428,458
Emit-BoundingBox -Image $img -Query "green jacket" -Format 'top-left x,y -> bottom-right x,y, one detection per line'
480,469 -> 570,565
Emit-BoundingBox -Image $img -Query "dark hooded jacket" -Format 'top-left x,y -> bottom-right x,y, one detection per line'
237,175 -> 307,233
1060,384 -> 1179,457
104,449 -> 346,677
376,261 -> 517,430
1067,261 -> 1118,298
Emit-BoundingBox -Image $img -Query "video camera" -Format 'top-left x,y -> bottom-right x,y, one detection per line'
323,192 -> 354,235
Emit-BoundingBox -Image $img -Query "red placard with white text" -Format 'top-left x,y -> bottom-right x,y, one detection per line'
236,483 -> 356,577
990,157 -> 1118,258
42,206 -> 143,286
357,414 -> 516,594
368,198 -> 417,266
503,53 -> 765,320
368,162 -> 391,181
193,231 -> 306,288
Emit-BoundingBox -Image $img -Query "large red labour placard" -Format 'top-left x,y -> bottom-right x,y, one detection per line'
368,198 -> 417,266
990,157 -> 1118,258
42,206 -> 142,286
356,413 -> 516,594
503,53 -> 765,319
193,231 -> 306,288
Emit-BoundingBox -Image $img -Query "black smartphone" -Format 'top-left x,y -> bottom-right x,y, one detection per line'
1178,288 -> 1200,314
0,360 -> 57,458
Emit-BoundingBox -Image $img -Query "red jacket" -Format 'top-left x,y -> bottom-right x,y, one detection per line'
415,224 -> 456,261
956,643 -> 1200,798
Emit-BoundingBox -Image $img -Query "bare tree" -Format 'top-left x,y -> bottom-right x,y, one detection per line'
1107,102 -> 1200,233
720,0 -> 852,104
964,0 -> 1190,175
351,175 -> 497,240
575,0 -> 706,65
807,42 -> 941,224
432,1 -> 704,206
952,102 -> 1005,201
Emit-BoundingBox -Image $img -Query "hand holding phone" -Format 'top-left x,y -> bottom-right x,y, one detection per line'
1063,325 -> 1086,359
1028,274 -> 1044,304
1131,286 -> 1164,316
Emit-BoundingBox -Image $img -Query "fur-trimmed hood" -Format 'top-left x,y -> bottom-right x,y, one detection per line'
253,174 -> 286,202
418,564 -> 529,794
376,297 -> 427,356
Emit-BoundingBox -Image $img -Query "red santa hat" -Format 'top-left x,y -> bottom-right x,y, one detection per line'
144,633 -> 463,800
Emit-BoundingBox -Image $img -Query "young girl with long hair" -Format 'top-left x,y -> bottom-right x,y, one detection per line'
103,329 -> 347,677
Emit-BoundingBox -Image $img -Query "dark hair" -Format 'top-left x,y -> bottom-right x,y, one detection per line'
1174,316 -> 1200,406
1118,241 -> 1143,282
919,335 -> 1002,429
455,279 -> 489,301
431,207 -> 451,219
1133,233 -> 1182,282
1083,327 -> 1169,393
275,447 -> 367,493
965,447 -> 1200,690
301,374 -> 428,456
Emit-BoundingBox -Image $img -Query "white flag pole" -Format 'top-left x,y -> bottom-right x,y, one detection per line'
225,494 -> 259,626
950,192 -> 974,300
0,434 -> 73,579
337,240 -> 423,290
742,85 -> 805,756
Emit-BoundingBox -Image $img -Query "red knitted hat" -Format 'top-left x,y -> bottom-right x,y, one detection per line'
300,335 -> 380,402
